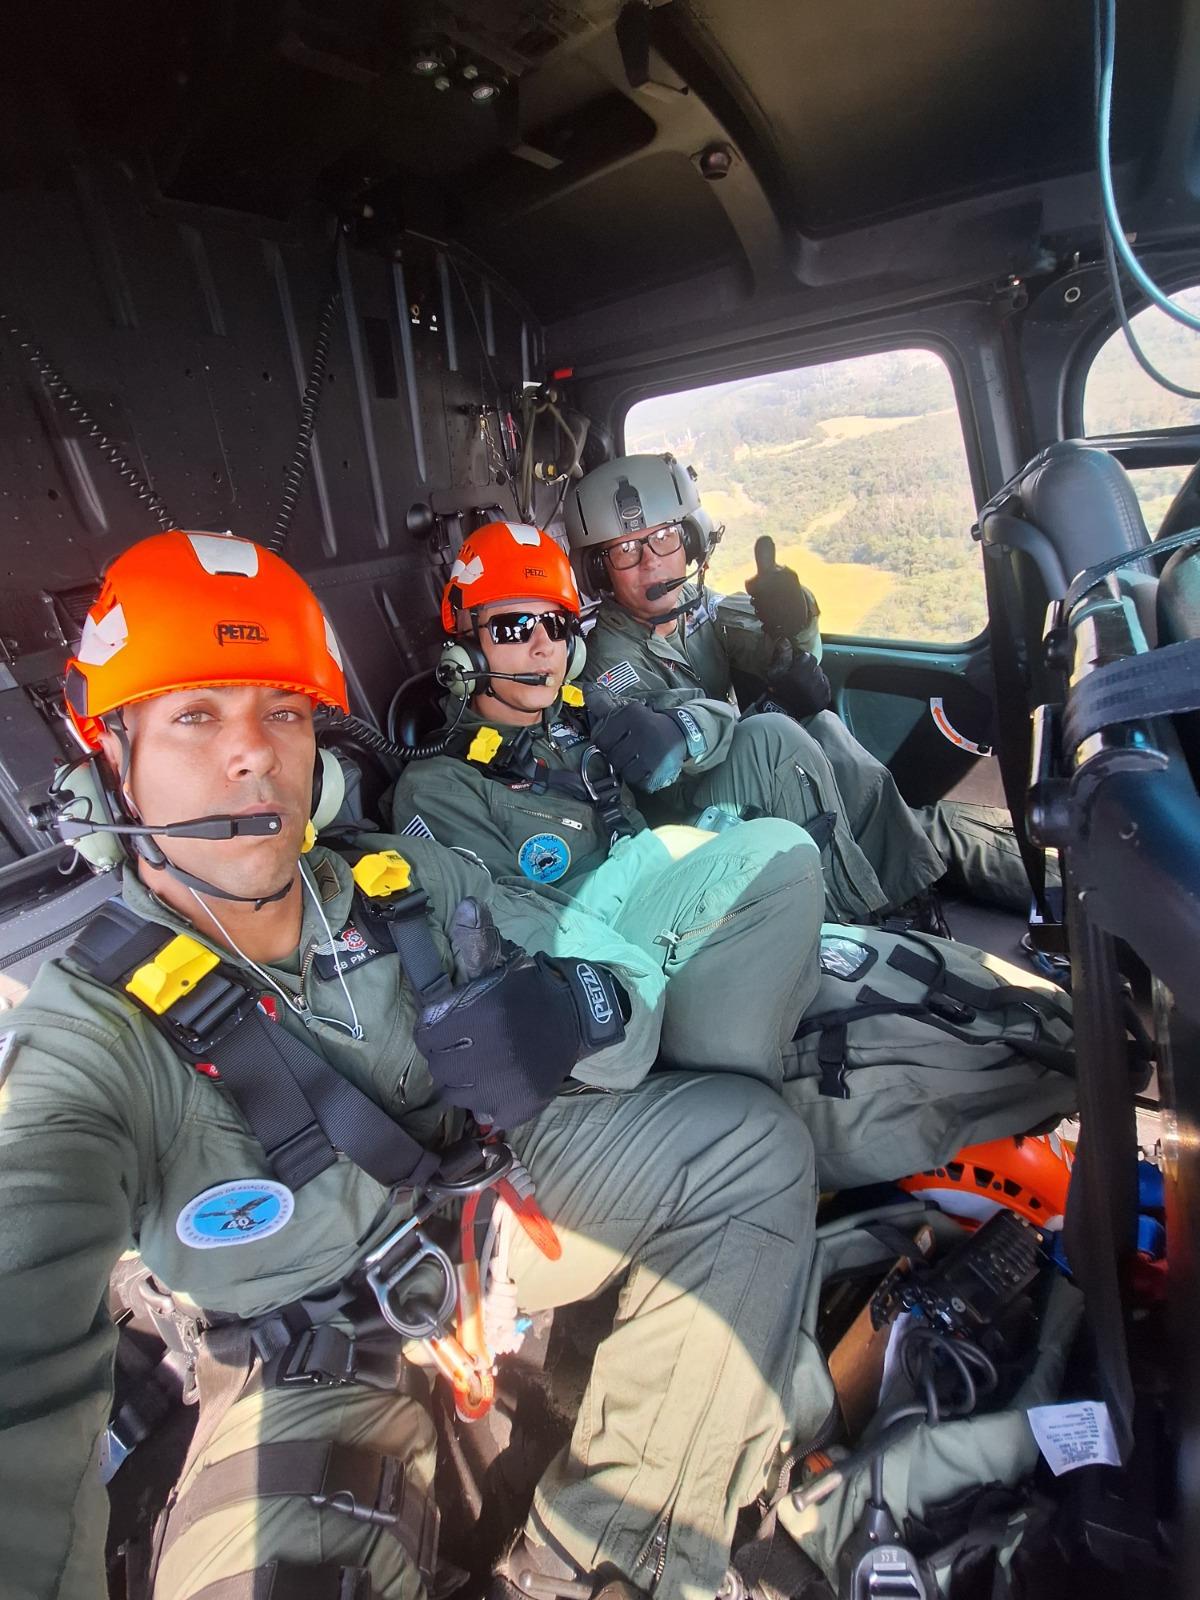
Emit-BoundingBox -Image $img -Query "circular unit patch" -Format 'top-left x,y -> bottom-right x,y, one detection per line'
517,831 -> 571,884
176,1179 -> 295,1250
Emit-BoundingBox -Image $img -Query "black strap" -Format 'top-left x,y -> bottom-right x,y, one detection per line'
1062,521 -> 1200,615
68,902 -> 441,1194
161,1440 -> 393,1556
1062,637 -> 1200,753
352,890 -> 453,1005
816,1023 -> 848,1098
979,540 -> 1054,925
191,1564 -> 371,1600
212,1007 -> 441,1192
885,941 -> 1072,1026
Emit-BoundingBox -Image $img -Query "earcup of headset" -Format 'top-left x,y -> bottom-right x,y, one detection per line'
51,756 -> 129,872
681,515 -> 707,566
583,547 -> 610,595
565,630 -> 587,683
436,639 -> 490,698
310,746 -> 346,835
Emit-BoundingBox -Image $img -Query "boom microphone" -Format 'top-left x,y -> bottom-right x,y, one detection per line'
644,573 -> 691,602
36,809 -> 284,842
435,664 -> 550,688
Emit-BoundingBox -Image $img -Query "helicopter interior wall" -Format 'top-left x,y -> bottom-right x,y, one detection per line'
0,156 -> 562,877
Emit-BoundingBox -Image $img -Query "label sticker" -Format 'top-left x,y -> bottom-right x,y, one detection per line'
176,1179 -> 295,1250
597,660 -> 640,695
574,962 -> 614,1026
550,721 -> 586,749
312,922 -> 386,980
0,1030 -> 16,1090
517,832 -> 572,883
819,935 -> 878,981
929,697 -> 994,757
674,707 -> 706,758
1027,1401 -> 1121,1476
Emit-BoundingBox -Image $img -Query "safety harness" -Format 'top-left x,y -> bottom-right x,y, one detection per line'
70,852 -> 559,1596
450,697 -> 637,847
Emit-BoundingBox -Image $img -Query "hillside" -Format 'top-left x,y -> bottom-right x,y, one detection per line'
625,289 -> 1200,641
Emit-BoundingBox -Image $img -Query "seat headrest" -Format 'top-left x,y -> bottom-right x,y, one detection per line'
1155,457 -> 1200,544
1016,441 -> 1149,582
387,667 -> 445,752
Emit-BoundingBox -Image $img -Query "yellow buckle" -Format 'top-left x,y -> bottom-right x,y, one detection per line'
560,683 -> 584,708
125,935 -> 221,1016
466,726 -> 503,765
352,850 -> 413,899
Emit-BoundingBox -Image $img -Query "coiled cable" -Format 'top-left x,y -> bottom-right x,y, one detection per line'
268,246 -> 342,554
0,310 -> 176,529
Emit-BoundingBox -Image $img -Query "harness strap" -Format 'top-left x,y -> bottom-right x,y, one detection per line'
192,1564 -> 371,1600
352,889 -> 452,1005
1062,636 -> 1200,753
160,1439 -> 437,1574
884,941 -> 1073,1026
816,1023 -> 849,1099
67,900 -> 442,1193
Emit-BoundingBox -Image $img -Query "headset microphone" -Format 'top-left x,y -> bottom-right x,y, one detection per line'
434,663 -> 549,689
644,574 -> 691,602
40,810 -> 285,843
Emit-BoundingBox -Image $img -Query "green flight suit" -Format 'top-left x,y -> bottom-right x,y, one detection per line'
387,696 -> 827,1080
582,589 -> 947,916
0,842 -> 818,1600
583,587 -> 1043,914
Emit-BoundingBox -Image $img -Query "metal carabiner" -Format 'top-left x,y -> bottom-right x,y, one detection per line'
364,1224 -> 458,1339
425,1138 -> 515,1200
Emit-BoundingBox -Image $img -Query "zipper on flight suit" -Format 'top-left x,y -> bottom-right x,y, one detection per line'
634,1512 -> 672,1591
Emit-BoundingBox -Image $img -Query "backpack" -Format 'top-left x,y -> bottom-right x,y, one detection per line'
738,1200 -> 1084,1600
782,928 -> 1076,1190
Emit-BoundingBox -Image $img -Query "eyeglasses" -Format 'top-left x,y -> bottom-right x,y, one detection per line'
601,523 -> 685,570
484,609 -> 574,645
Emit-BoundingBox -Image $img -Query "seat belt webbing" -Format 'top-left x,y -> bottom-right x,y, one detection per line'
1062,636 -> 1200,753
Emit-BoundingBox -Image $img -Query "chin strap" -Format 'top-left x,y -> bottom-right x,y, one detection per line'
138,847 -> 296,910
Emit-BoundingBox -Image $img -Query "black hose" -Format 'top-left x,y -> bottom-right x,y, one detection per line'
0,310 -> 176,529
267,250 -> 342,554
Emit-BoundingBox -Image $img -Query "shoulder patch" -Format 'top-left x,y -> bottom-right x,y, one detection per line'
597,660 -> 639,694
399,813 -> 436,842
517,832 -> 572,884
177,1179 -> 294,1249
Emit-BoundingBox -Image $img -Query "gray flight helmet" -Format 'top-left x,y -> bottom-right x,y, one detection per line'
565,453 -> 703,550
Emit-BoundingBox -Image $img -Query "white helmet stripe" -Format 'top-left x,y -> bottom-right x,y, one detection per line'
76,603 -> 129,666
186,532 -> 260,577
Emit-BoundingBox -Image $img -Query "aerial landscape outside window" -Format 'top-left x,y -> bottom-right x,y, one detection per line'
624,348 -> 985,643
1083,284 -> 1200,530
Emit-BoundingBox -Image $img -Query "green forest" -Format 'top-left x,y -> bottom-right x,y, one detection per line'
625,288 -> 1200,642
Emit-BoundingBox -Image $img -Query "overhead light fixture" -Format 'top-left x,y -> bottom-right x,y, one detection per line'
462,63 -> 480,81
434,74 -> 452,92
471,81 -> 499,103
411,50 -> 444,76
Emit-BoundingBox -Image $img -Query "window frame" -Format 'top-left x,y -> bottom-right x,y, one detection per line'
618,334 -> 991,651
1065,273 -> 1200,449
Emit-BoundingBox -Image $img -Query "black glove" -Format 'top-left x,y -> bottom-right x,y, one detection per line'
584,682 -> 706,792
414,898 -> 628,1129
745,535 -> 817,641
766,639 -> 832,719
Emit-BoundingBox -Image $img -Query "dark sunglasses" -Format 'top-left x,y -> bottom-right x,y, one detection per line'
485,609 -> 574,645
602,523 -> 685,570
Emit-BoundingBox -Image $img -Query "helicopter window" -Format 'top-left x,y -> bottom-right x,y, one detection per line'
624,347 -> 984,644
1083,284 -> 1200,526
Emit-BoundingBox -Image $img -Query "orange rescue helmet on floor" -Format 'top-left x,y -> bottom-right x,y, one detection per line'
441,521 -> 581,632
897,1132 -> 1075,1232
63,530 -> 349,749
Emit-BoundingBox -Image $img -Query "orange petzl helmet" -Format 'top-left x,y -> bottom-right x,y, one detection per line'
897,1132 -> 1074,1232
64,530 -> 349,749
441,521 -> 581,633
